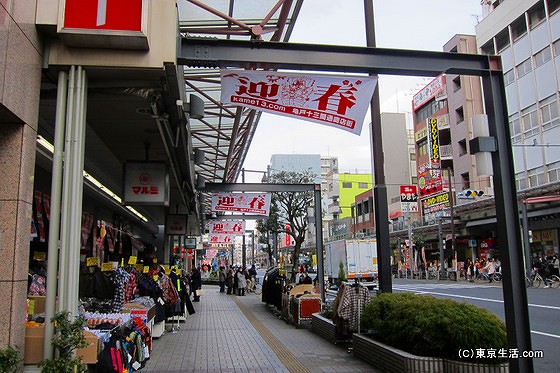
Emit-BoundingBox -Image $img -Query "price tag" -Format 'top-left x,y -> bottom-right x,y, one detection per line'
33,252 -> 47,261
135,264 -> 144,272
86,257 -> 99,267
143,266 -> 149,273
101,263 -> 113,272
176,269 -> 182,275
152,258 -> 157,264
153,275 -> 159,281
128,256 -> 137,265
163,265 -> 171,275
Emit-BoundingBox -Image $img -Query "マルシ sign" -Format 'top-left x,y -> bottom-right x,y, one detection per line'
221,70 -> 377,135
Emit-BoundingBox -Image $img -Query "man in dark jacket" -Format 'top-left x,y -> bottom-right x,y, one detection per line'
191,267 -> 202,302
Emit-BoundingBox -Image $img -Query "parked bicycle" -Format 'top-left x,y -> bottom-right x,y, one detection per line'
526,269 -> 560,288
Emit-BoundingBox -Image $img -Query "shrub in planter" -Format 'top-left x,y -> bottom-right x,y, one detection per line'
0,346 -> 22,373
361,293 -> 507,364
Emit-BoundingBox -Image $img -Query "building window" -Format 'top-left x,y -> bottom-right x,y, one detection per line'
495,27 -> 510,52
554,39 -> 560,57
452,76 -> 461,92
534,46 -> 552,68
455,106 -> 464,123
415,99 -> 445,123
504,69 -> 515,85
528,166 -> 546,187
458,139 -> 468,156
516,58 -> 533,78
461,172 -> 470,190
516,172 -> 528,191
521,104 -> 539,135
509,113 -> 521,142
511,15 -> 528,41
358,182 -> 368,188
417,139 -> 428,157
409,152 -> 416,161
548,161 -> 560,182
342,182 -> 352,188
528,1 -> 546,29
411,176 -> 418,185
480,40 -> 495,55
539,94 -> 560,130
548,0 -> 560,15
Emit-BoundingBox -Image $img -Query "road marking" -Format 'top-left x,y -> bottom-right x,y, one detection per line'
531,330 -> 560,339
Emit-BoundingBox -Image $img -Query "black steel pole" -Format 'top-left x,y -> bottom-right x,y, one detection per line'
314,185 -> 325,303
365,0 -> 392,292
482,69 -> 533,372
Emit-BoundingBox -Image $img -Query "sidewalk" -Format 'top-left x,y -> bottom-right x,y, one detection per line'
143,285 -> 379,373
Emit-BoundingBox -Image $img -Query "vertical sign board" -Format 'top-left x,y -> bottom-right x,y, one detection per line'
63,0 -> 143,31
166,215 -> 187,235
400,185 -> 418,213
123,162 -> 169,206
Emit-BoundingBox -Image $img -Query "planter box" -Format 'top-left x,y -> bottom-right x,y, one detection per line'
311,313 -> 351,344
353,334 -> 509,373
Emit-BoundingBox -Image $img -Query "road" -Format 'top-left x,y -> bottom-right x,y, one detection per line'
392,279 -> 560,372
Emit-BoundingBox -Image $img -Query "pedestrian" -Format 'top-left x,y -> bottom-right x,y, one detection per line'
191,267 -> 202,302
484,258 -> 496,282
236,267 -> 247,296
218,266 -> 227,293
226,266 -> 234,294
552,255 -> 560,277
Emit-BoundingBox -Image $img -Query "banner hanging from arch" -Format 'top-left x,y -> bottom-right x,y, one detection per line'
220,69 -> 377,135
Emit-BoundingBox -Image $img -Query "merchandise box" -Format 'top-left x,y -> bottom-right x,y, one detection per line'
24,323 -> 45,364
28,296 -> 46,315
123,302 -> 156,321
77,330 -> 100,364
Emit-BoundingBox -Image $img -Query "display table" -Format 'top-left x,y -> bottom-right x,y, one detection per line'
293,294 -> 321,326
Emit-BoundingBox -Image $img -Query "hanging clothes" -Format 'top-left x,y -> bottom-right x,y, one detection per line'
336,282 -> 371,333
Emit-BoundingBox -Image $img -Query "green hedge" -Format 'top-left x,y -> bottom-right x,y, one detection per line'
361,293 -> 507,363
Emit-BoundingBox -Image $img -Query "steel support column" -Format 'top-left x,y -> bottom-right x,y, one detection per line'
482,70 -> 533,373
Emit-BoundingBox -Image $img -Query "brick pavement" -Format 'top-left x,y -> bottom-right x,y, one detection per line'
143,285 -> 379,373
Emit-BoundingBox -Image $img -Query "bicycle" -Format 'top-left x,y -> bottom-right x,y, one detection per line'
525,269 -> 555,288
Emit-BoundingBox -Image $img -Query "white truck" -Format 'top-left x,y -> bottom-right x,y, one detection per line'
324,239 -> 378,284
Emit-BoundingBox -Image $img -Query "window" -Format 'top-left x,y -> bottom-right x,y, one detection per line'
549,0 -> 560,15
409,152 -> 416,161
495,27 -> 510,52
458,139 -> 468,156
452,76 -> 461,92
455,106 -> 464,123
516,172 -> 528,191
358,182 -> 368,188
521,104 -> 539,135
411,176 -> 418,185
511,15 -> 527,41
539,95 -> 560,130
504,69 -> 515,85
528,167 -> 546,187
461,172 -> 470,190
516,58 -> 533,78
417,139 -> 428,157
548,161 -> 560,182
415,99 -> 445,122
528,1 -> 546,29
509,113 -> 521,142
480,40 -> 495,55
342,182 -> 352,188
554,39 -> 560,58
534,46 -> 552,68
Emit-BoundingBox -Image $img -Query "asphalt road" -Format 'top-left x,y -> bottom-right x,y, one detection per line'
391,278 -> 560,373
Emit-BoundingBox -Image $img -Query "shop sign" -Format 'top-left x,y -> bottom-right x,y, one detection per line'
207,220 -> 245,235
211,192 -> 271,215
427,117 -> 441,170
412,75 -> 446,110
123,161 -> 169,206
400,185 -> 418,213
221,70 -> 377,135
415,126 -> 428,142
63,0 -> 143,31
185,238 -> 197,249
166,214 -> 187,235
208,234 -> 233,244
421,192 -> 450,218
532,229 -> 554,242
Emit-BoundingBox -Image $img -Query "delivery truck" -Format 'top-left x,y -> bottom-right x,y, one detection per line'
324,238 -> 378,283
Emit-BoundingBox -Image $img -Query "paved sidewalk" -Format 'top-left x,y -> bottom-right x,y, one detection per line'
143,285 -> 379,373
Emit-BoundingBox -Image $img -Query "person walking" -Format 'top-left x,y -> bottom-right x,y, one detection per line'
483,258 -> 496,283
226,266 -> 234,295
191,267 -> 202,302
236,267 -> 247,296
218,266 -> 227,293
552,255 -> 560,277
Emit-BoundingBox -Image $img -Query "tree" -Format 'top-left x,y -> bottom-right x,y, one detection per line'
256,203 -> 282,266
256,169 -> 316,282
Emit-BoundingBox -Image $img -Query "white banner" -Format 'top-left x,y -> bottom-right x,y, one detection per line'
206,220 -> 245,235
211,192 -> 271,215
166,214 -> 187,235
221,69 -> 377,135
208,234 -> 234,244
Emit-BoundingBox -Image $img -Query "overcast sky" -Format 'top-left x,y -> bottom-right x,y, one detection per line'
240,0 -> 483,181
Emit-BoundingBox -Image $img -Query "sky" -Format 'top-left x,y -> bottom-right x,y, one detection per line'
241,0 -> 483,181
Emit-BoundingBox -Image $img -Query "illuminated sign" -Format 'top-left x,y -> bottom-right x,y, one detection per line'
413,75 -> 446,110
123,162 -> 169,206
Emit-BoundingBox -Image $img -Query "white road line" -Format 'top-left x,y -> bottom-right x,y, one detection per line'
531,330 -> 560,339
393,287 -> 560,311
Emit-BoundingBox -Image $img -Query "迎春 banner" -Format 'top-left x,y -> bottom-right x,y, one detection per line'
211,192 -> 271,215
221,70 -> 377,135
206,220 -> 245,235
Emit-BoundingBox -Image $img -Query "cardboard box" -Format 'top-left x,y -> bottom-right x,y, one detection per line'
77,331 -> 100,364
24,324 -> 45,364
28,296 -> 46,315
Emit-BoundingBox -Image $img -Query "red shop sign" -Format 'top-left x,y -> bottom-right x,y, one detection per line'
64,0 -> 142,31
